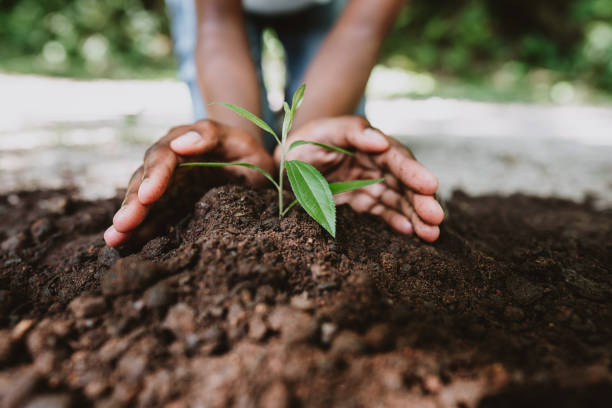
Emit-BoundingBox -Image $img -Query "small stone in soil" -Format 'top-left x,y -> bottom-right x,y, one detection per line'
422,375 -> 443,394
504,305 -> 525,322
97,246 -> 120,268
290,291 -> 314,310
98,336 -> 132,363
163,303 -> 196,338
267,306 -> 316,344
141,236 -> 171,259
331,330 -> 365,356
11,319 -> 35,340
320,322 -> 337,344
259,381 -> 290,408
506,275 -> 543,305
30,218 -> 53,243
143,281 -> 174,309
69,296 -> 106,319
1,231 -> 27,253
37,196 -> 69,214
248,315 -> 267,340
363,324 -> 393,350
101,255 -> 166,296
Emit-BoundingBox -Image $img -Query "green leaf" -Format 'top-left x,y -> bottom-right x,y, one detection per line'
285,160 -> 336,237
292,84 -> 305,110
282,101 -> 292,142
281,178 -> 383,216
329,178 -> 385,194
210,102 -> 280,144
180,161 -> 278,189
288,140 -> 355,156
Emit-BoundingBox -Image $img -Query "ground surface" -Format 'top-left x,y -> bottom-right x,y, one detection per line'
1,184 -> 611,407
1,73 -> 611,207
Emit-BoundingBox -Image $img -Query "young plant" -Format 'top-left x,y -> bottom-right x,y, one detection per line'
180,85 -> 383,238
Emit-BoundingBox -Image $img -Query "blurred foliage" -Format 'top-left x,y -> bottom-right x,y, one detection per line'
0,0 -> 176,78
382,0 -> 612,99
1,0 -> 611,100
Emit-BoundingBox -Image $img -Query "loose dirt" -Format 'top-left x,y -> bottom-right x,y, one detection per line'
1,185 -> 611,407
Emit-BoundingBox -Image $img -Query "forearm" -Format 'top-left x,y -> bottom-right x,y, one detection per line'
195,0 -> 262,142
294,0 -> 404,129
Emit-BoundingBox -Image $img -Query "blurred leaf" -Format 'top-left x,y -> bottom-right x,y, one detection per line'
292,83 -> 305,109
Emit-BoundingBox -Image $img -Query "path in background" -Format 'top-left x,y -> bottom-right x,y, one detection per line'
1,73 -> 611,207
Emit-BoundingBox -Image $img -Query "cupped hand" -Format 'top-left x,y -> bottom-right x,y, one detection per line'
276,116 -> 444,242
104,120 -> 274,247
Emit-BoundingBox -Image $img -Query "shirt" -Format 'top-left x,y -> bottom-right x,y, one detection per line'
242,0 -> 332,15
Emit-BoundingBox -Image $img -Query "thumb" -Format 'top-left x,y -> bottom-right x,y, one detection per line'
169,128 -> 219,156
347,127 -> 390,153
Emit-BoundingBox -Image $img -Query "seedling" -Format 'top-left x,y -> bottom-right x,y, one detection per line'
180,85 -> 383,238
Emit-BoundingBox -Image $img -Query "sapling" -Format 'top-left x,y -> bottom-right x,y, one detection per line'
180,85 -> 383,238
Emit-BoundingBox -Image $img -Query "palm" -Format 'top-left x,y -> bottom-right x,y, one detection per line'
105,120 -> 273,247
280,117 -> 444,242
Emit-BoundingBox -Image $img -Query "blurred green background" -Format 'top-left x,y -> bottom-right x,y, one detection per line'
1,0 -> 612,103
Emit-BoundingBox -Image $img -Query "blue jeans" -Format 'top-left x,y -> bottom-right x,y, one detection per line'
165,0 -> 365,151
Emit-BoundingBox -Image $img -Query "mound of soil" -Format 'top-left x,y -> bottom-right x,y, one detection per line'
1,185 -> 611,407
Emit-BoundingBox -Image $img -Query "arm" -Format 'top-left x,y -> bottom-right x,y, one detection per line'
293,0 -> 404,129
195,0 -> 263,142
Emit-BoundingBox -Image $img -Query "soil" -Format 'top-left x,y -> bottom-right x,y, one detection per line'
0,184 -> 611,408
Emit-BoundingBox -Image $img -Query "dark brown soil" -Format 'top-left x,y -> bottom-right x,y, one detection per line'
1,185 -> 611,408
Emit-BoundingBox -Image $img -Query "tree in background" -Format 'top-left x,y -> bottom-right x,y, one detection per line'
1,0 -> 611,96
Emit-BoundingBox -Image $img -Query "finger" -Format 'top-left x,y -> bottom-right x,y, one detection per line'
138,145 -> 178,205
412,219 -> 440,243
345,127 -> 390,153
341,190 -> 413,234
344,191 -> 378,213
302,117 -> 389,153
398,200 -> 440,242
375,146 -> 439,195
138,125 -> 221,205
113,167 -> 149,233
404,190 -> 445,226
169,126 -> 219,156
358,180 -> 387,199
370,204 -> 413,235
104,225 -> 131,247
362,187 -> 440,242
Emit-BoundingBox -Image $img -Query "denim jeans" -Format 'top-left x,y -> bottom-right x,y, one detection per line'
165,0 -> 365,151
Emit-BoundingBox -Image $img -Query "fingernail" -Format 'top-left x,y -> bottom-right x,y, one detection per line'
170,131 -> 202,151
364,128 -> 388,148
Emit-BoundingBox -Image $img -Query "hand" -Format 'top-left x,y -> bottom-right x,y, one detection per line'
104,120 -> 274,247
276,116 -> 444,242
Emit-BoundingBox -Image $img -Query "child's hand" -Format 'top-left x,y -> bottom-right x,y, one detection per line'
104,120 -> 274,247
277,116 -> 444,242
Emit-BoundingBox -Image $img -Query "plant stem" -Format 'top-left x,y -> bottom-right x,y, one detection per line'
278,145 -> 286,218
281,199 -> 298,217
